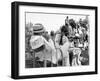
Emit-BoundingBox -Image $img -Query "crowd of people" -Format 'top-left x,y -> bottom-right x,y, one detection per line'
25,16 -> 89,68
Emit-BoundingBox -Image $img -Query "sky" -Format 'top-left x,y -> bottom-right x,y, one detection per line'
26,12 -> 87,33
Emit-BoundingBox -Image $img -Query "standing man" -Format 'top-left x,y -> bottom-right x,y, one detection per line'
30,23 -> 56,67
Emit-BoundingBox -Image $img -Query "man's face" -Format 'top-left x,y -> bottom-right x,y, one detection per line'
42,32 -> 50,41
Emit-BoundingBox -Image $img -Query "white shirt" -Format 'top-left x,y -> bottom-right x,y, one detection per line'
30,35 -> 57,64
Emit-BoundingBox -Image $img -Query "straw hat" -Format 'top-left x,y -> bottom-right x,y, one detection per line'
33,23 -> 45,34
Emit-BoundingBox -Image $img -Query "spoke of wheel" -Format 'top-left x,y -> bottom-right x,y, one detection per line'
51,51 -> 53,67
56,49 -> 58,67
43,50 -> 47,67
33,51 -> 35,68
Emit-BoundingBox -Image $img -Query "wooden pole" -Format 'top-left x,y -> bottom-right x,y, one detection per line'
32,51 -> 35,68
51,50 -> 53,67
43,49 -> 47,67
56,49 -> 58,67
59,48 -> 64,66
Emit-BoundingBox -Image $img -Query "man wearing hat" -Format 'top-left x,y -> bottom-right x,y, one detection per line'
30,23 -> 56,67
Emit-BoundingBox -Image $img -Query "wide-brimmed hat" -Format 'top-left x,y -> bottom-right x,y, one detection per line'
33,23 -> 45,34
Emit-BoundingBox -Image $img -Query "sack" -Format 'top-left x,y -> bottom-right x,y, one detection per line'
30,36 -> 45,51
34,45 -> 45,52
